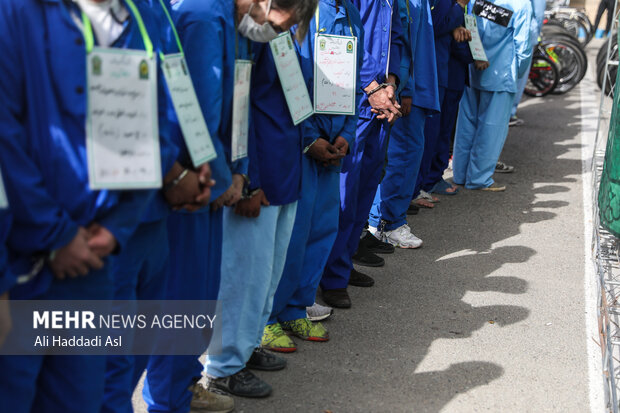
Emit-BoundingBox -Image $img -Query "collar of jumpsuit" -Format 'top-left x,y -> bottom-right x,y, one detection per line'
73,0 -> 129,46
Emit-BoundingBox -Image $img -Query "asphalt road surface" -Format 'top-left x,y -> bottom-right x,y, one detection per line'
134,41 -> 606,413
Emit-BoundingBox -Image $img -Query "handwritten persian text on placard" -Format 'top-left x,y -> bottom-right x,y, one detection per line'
231,60 -> 252,162
465,15 -> 488,61
162,53 -> 217,167
472,0 -> 513,27
86,48 -> 162,189
313,34 -> 357,115
269,32 -> 314,125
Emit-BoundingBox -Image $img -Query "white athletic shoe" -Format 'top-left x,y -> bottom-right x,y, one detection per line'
306,302 -> 334,322
371,224 -> 423,249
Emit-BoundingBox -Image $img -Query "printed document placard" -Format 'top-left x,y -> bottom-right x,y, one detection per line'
86,47 -> 162,189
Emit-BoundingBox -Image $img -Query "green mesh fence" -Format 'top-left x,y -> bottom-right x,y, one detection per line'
599,40 -> 620,238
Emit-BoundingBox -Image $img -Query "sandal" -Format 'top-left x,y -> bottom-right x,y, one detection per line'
430,179 -> 459,196
419,190 -> 440,203
412,196 -> 435,209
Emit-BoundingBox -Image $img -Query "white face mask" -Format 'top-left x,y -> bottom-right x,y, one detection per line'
238,0 -> 278,43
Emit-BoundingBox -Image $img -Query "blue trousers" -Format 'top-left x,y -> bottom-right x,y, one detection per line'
426,88 -> 465,188
321,117 -> 389,290
143,209 -> 222,413
413,87 -> 446,196
511,53 -> 533,117
101,219 -> 170,413
368,106 -> 426,231
205,202 -> 297,377
453,87 -> 515,189
0,266 -> 113,413
269,156 -> 340,323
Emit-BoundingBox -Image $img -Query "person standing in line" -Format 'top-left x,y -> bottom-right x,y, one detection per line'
321,0 -> 405,309
368,0 -> 440,248
0,0 -> 171,411
452,0 -> 532,191
142,1 -> 308,412
203,0 -> 317,399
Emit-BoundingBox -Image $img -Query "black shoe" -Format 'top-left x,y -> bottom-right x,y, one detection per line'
351,248 -> 384,267
407,204 -> 419,215
322,288 -> 352,309
247,348 -> 287,371
208,368 -> 272,398
348,269 -> 375,287
359,232 -> 395,254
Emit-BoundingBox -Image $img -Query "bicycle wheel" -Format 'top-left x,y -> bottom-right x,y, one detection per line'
542,40 -> 587,93
525,55 -> 560,97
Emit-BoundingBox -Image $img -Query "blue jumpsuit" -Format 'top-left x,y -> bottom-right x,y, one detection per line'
511,0 -> 546,117
414,0 -> 464,196
425,39 -> 474,189
368,0 -> 440,231
0,1 -> 164,412
270,0 -> 363,323
322,0 -> 404,291
101,2 -> 181,413
142,0 -> 249,411
204,42 -> 302,378
453,0 -> 532,189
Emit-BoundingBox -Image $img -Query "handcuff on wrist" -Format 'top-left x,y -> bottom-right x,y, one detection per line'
163,168 -> 189,192
366,82 -> 398,97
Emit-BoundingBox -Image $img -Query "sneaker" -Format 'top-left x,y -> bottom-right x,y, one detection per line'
281,318 -> 329,342
261,323 -> 297,353
372,224 -> 422,249
495,161 -> 515,173
189,383 -> 234,413
322,288 -> 352,309
207,368 -> 271,398
351,248 -> 385,267
359,231 -> 395,254
306,302 -> 334,322
509,116 -> 524,127
479,182 -> 506,192
348,268 -> 375,287
247,347 -> 286,371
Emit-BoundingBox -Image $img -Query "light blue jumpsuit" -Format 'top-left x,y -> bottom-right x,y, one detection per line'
511,0 -> 546,117
0,1 -> 166,412
322,0 -> 404,291
142,0 -> 249,412
368,0 -> 440,231
203,41 -> 302,378
452,0 -> 531,189
270,0 -> 364,323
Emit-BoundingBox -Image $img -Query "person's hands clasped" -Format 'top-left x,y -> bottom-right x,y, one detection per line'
234,189 -> 270,218
86,223 -> 118,258
367,79 -> 402,124
49,227 -> 104,280
474,60 -> 490,70
212,174 -> 245,211
452,27 -> 472,42
306,138 -> 341,167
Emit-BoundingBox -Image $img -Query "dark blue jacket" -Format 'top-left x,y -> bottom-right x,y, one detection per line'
431,0 -> 465,88
0,0 -> 176,296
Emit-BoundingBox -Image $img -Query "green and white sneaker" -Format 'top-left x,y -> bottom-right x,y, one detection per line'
261,323 -> 297,353
281,318 -> 329,342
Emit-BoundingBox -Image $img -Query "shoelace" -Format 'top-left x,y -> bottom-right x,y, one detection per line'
234,368 -> 256,384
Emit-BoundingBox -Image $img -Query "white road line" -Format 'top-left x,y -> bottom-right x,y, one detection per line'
581,55 -> 606,412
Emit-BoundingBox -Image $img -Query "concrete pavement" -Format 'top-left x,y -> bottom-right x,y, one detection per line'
133,42 -> 605,413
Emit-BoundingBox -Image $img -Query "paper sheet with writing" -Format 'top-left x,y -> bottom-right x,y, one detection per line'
269,32 -> 314,125
465,15 -> 488,61
0,165 -> 7,209
231,60 -> 252,162
162,53 -> 217,167
313,34 -> 357,115
86,47 -> 162,189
